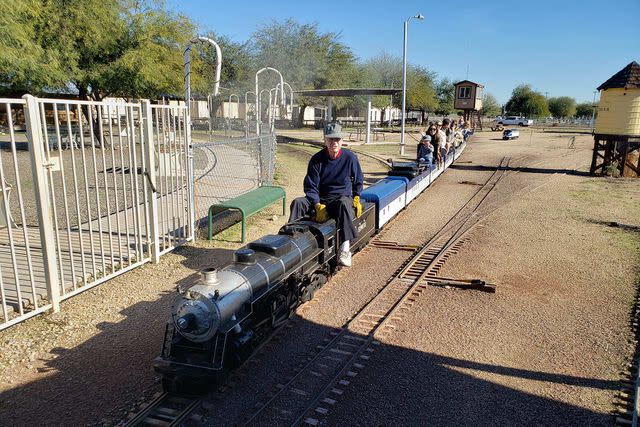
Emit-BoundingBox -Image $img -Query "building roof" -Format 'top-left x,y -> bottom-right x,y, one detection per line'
293,88 -> 401,97
597,61 -> 640,90
453,80 -> 484,88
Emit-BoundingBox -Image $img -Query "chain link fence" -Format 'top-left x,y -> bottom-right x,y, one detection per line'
191,119 -> 277,227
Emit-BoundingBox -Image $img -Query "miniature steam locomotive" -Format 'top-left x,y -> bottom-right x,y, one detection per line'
154,142 -> 466,392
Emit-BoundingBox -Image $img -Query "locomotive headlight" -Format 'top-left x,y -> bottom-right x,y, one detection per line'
172,291 -> 221,343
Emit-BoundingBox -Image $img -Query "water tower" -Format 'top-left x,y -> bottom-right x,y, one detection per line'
454,80 -> 484,129
590,61 -> 640,177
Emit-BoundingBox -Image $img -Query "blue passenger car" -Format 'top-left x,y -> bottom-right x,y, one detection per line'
361,177 -> 407,229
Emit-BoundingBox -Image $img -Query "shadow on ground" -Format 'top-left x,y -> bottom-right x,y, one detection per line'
0,289 -> 616,426
450,163 -> 591,176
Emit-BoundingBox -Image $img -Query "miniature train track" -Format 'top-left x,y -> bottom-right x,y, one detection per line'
124,392 -> 201,427
240,157 -> 510,427
614,287 -> 640,426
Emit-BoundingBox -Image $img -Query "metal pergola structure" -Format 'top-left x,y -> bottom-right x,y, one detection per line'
293,88 -> 401,144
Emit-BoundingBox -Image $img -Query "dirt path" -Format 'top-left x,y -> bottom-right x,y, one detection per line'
0,129 -> 638,426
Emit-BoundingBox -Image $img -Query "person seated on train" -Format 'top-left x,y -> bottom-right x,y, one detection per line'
416,134 -> 434,166
442,118 -> 454,153
425,125 -> 441,168
288,122 -> 364,267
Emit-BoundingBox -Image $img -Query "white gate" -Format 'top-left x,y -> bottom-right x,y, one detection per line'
0,95 -> 193,330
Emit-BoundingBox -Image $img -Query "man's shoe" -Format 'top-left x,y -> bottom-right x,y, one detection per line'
338,250 -> 352,267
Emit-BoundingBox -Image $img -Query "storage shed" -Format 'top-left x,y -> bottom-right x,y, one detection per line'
590,61 -> 640,177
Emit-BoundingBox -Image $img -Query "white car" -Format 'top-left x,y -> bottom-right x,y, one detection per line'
503,129 -> 520,140
496,116 -> 533,126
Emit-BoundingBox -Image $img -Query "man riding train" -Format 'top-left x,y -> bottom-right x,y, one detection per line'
288,122 -> 364,267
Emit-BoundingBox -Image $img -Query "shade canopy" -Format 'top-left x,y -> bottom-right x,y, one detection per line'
293,88 -> 401,97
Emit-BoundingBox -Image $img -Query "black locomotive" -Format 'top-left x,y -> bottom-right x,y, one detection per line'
154,204 -> 376,392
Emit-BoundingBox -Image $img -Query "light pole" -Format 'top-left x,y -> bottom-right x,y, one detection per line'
400,13 -> 424,156
244,91 -> 255,137
228,94 -> 239,119
255,67 -> 285,135
277,82 -> 294,120
184,35 -> 222,235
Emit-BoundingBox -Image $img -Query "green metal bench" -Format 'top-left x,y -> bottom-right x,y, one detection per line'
208,185 -> 286,242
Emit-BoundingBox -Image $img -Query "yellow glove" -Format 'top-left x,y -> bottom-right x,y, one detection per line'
353,196 -> 363,219
314,203 -> 329,223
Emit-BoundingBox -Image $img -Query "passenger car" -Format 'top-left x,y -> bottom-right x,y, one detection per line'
503,129 -> 520,140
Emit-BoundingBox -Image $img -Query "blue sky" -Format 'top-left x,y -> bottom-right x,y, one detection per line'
167,0 -> 639,104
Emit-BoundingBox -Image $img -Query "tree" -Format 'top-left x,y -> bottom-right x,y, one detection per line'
480,93 -> 501,117
434,78 -> 455,117
359,52 -> 401,122
505,84 -> 549,118
250,19 -> 358,126
0,0 -> 67,94
575,102 -> 596,118
405,65 -> 438,123
548,96 -> 576,118
1,0 -> 195,100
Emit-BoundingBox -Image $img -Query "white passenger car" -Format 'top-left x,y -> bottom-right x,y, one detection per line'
503,129 -> 520,140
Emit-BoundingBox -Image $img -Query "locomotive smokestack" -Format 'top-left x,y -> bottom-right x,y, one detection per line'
202,268 -> 219,285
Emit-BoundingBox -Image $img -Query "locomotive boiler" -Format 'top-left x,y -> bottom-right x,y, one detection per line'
154,206 -> 375,392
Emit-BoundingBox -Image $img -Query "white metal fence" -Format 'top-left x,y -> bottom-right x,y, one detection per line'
0,95 -> 193,330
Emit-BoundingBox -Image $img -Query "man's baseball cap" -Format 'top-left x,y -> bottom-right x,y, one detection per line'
421,135 -> 432,142
324,122 -> 344,139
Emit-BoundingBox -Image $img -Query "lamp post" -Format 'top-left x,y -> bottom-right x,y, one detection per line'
184,35 -> 222,236
244,91 -> 255,137
255,67 -> 285,135
400,13 -> 424,156
276,82 -> 294,120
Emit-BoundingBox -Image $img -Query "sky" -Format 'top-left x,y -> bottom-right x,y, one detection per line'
166,0 -> 640,104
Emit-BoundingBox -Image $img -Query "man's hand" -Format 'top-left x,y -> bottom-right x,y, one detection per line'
314,203 -> 329,223
353,196 -> 363,218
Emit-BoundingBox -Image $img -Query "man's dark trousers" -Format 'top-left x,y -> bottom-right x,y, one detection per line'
288,196 -> 357,243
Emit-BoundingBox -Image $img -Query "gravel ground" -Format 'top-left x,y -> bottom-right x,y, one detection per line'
0,129 -> 637,426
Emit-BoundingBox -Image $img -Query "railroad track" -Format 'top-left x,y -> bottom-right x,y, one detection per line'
124,392 -> 202,426
614,289 -> 640,426
240,157 -> 510,427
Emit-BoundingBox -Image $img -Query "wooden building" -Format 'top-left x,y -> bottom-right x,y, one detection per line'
590,61 -> 640,177
454,80 -> 484,129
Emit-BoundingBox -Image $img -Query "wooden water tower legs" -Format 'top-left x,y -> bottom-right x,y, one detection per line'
590,134 -> 640,177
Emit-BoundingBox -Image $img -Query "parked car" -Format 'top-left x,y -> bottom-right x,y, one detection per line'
496,116 -> 533,126
503,129 -> 520,140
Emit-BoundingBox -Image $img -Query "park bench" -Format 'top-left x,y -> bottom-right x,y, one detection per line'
208,185 -> 286,242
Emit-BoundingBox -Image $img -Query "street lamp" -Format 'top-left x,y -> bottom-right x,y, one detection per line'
255,67 -> 285,135
229,94 -> 239,119
400,13 -> 424,156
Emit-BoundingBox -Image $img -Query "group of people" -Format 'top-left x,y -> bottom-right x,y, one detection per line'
287,119 -> 472,269
416,118 -> 470,167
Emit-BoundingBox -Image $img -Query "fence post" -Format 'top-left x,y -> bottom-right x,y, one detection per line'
185,107 -> 195,240
23,95 -> 61,312
142,100 -> 160,263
